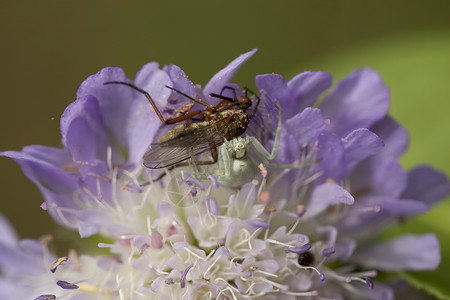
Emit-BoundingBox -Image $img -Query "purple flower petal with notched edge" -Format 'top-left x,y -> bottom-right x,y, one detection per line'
255,74 -> 287,101
287,71 -> 333,115
305,182 -> 354,219
315,130 -> 346,181
372,159 -> 407,198
77,67 -> 133,153
285,108 -> 327,146
77,208 -> 112,238
342,128 -> 384,173
401,165 -> 450,205
338,196 -> 429,235
351,234 -> 440,271
370,116 -> 410,162
0,148 -> 79,227
320,68 -> 390,136
61,95 -> 111,174
77,66 -> 164,166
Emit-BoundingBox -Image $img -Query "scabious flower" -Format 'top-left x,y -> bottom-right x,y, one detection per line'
1,49 -> 449,300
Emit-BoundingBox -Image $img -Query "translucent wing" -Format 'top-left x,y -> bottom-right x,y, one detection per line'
247,92 -> 279,146
143,120 -> 227,169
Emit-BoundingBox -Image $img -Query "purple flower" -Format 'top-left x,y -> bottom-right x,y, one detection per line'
1,49 -> 449,299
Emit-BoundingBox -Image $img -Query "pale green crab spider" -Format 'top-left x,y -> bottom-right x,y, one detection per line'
191,100 -> 308,187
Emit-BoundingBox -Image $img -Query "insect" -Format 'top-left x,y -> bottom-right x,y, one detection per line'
192,100 -> 282,187
104,81 -> 261,169
297,251 -> 315,267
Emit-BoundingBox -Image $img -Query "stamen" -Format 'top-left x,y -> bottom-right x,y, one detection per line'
110,168 -> 125,220
98,242 -> 113,248
207,175 -> 219,189
40,202 -> 48,210
68,249 -> 82,272
254,269 -> 278,278
296,205 -> 307,218
259,191 -> 271,205
46,202 -> 78,228
299,265 -> 325,282
287,218 -> 300,235
106,146 -> 113,171
266,239 -> 295,248
183,246 -> 205,260
183,176 -> 206,191
57,280 -> 79,289
138,243 -> 150,254
258,277 -> 289,292
364,277 -> 374,289
165,278 -> 175,285
284,243 -> 311,254
180,264 -> 194,288
258,163 -> 268,179
34,295 -> 56,300
50,256 -> 68,273
322,247 -> 335,257
121,180 -> 142,193
204,254 -> 222,278
242,265 -> 258,278
77,282 -> 101,294
242,180 -> 258,211
151,232 -> 163,249
281,290 -> 319,297
214,278 -> 239,300
243,218 -> 269,229
204,196 -> 220,216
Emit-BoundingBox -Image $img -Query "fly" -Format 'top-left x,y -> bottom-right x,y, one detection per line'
104,81 -> 261,169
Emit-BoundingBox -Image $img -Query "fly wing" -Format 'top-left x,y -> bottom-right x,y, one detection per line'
142,121 -> 226,169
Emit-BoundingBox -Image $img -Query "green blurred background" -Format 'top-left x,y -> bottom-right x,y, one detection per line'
1,0 -> 449,297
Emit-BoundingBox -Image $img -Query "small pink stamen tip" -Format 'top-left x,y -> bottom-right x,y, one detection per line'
39,234 -> 53,245
258,163 -> 268,178
260,191 -> 271,204
296,205 -> 307,217
168,224 -> 178,236
151,232 -> 163,249
40,202 -> 48,210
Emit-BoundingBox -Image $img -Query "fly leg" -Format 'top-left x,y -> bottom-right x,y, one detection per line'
249,100 -> 318,169
104,82 -> 208,124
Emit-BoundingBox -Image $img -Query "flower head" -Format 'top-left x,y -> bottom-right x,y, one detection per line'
2,49 -> 449,299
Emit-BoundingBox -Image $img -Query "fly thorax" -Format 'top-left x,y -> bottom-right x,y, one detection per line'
220,109 -> 250,140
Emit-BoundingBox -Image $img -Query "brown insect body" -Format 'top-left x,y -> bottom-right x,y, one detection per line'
103,81 -> 259,169
158,109 -> 250,144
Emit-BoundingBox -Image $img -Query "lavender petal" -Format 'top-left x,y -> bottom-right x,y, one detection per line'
401,165 -> 450,205
320,68 -> 390,136
203,49 -> 257,102
351,234 -> 440,271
